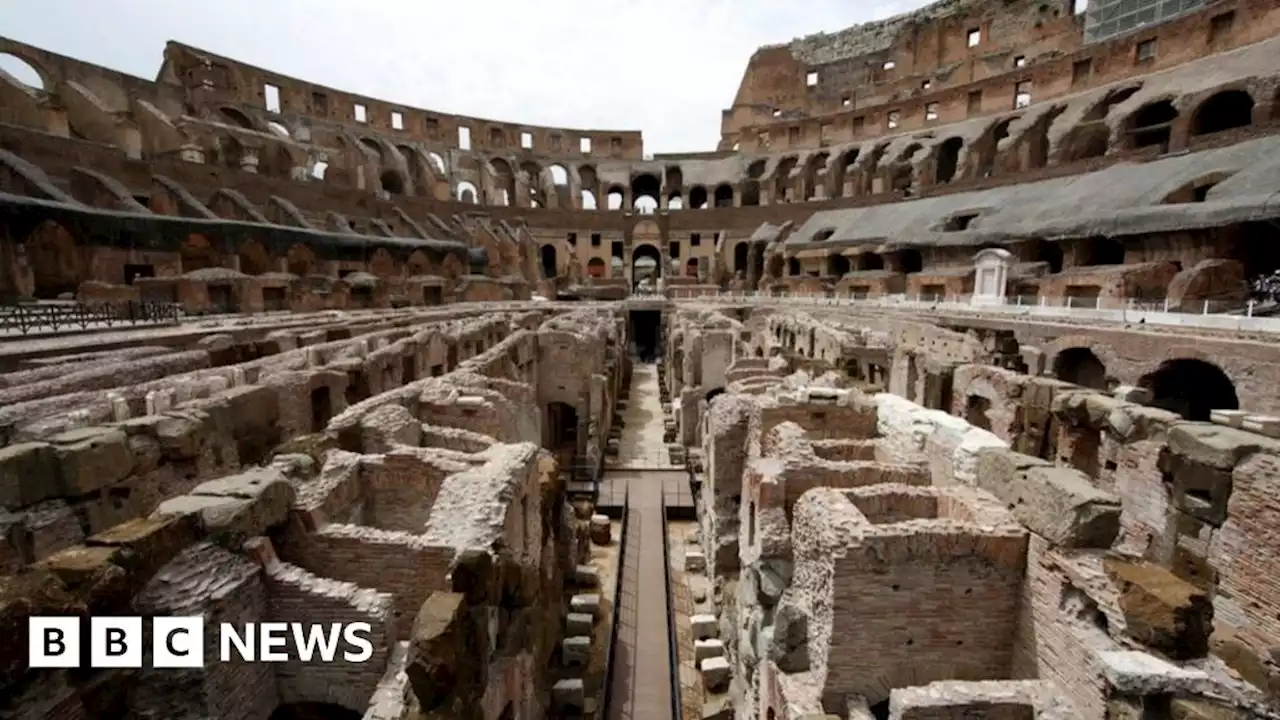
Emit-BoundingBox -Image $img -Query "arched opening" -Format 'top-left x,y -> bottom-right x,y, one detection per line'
380,170 -> 405,195
828,148 -> 860,198
456,181 -> 478,204
774,157 -> 798,203
802,152 -> 829,200
1078,237 -> 1125,266
238,239 -> 272,276
219,107 -> 254,129
549,164 -> 569,185
713,183 -> 734,208
607,185 -> 625,210
23,220 -> 85,298
1139,359 -> 1238,421
685,257 -> 699,277
705,388 -> 725,407
540,244 -> 558,279
587,257 -> 606,278
581,189 -> 598,209
828,254 -> 851,277
490,158 -> 516,206
1031,240 -> 1064,274
861,253 -> 885,271
870,700 -> 891,720
180,233 -> 220,273
631,173 -> 661,214
734,243 -> 750,275
788,258 -> 801,276
269,702 -> 361,720
287,243 -> 316,277
965,395 -> 992,431
935,137 -> 963,184
1190,90 -> 1254,136
688,185 -> 709,210
741,181 -> 761,206
427,152 -> 446,175
310,160 -> 329,180
545,402 -> 579,455
668,193 -> 684,210
310,386 -> 334,433
899,249 -> 923,274
632,243 -> 661,290
1054,347 -> 1109,390
521,161 -> 544,206
0,53 -> 44,89
977,118 -> 1015,177
1126,100 -> 1177,152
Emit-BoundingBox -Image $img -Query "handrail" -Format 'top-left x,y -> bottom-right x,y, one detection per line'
600,484 -> 630,719
0,300 -> 182,335
661,501 -> 683,720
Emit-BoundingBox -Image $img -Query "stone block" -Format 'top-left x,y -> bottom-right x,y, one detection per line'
1104,557 -> 1212,660
1243,415 -> 1280,438
975,448 -> 1119,548
1209,410 -> 1247,428
574,564 -> 599,587
700,655 -> 731,692
406,592 -> 476,709
552,678 -> 585,710
562,635 -> 590,667
691,613 -> 718,640
86,515 -> 199,588
0,442 -> 60,507
685,549 -> 707,572
566,612 -> 593,636
570,593 -> 600,617
589,514 -> 612,545
49,427 -> 134,496
694,638 -> 725,662
154,467 -> 294,541
1166,423 -> 1280,470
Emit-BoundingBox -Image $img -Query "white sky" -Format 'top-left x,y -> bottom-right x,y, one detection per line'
0,0 -> 927,154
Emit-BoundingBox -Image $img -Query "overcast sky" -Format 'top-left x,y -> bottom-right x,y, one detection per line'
0,0 -> 927,153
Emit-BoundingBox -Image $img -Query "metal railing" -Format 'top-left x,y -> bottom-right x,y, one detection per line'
601,485 -> 631,719
0,301 -> 182,336
688,290 -> 1280,335
660,501 -> 684,720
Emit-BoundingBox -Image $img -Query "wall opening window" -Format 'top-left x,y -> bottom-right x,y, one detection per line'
806,71 -> 819,87
1014,55 -> 1027,68
841,96 -> 852,107
1074,0 -> 1088,14
968,28 -> 982,47
391,111 -> 404,130
353,103 -> 367,123
1208,11 -> 1235,44
967,90 -> 983,116
264,83 -> 280,113
521,132 -> 533,149
925,103 -> 939,121
1071,59 -> 1092,88
1135,39 -> 1157,64
1014,81 -> 1033,109
580,137 -> 592,154
883,60 -> 896,70
887,111 -> 901,129
458,126 -> 471,150
922,79 -> 932,90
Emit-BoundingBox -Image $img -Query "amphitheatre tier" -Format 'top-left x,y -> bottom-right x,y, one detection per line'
3,1 -> 1280,718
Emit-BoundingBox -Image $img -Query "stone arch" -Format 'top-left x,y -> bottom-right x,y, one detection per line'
828,147 -> 861,198
489,158 -> 516,206
406,250 -> 433,276
713,182 -> 734,207
1139,358 -> 1239,421
773,157 -> 798,203
456,181 -> 478,204
540,244 -> 558,279
379,169 -> 406,195
606,184 -> 625,210
238,238 -> 272,276
23,219 -> 85,298
587,257 -> 606,277
286,243 -> 317,277
0,52 -> 48,89
1190,89 -> 1254,136
974,117 -> 1017,177
521,160 -> 545,206
899,249 -> 923,274
180,233 -> 220,272
934,137 -> 963,184
734,242 -> 750,274
218,106 -> 255,129
369,247 -> 396,277
801,153 -> 829,200
1053,347 -> 1109,390
631,173 -> 661,214
549,164 -> 569,185
688,185 -> 708,210
632,243 -> 661,287
1124,99 -> 1178,152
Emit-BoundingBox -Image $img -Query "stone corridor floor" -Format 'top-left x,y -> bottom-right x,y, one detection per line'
604,362 -> 677,720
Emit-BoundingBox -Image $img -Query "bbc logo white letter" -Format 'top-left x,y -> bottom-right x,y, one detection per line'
29,617 -> 80,668
90,617 -> 142,668
153,616 -> 205,668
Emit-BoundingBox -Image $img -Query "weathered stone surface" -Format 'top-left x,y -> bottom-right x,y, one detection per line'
406,592 -> 475,713
49,427 -> 133,496
975,448 -> 1120,548
0,442 -> 59,507
1104,558 -> 1212,660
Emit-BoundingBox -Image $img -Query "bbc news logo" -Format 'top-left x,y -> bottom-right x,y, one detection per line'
30,617 -> 374,668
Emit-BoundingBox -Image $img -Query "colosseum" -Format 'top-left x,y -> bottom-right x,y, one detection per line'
2,0 -> 1280,718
